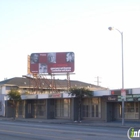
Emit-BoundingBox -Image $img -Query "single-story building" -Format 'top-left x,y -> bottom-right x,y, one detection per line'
0,77 -> 107,121
1,77 -> 140,122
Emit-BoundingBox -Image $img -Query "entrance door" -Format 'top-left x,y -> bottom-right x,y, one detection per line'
50,99 -> 55,119
107,102 -> 115,122
25,101 -> 33,118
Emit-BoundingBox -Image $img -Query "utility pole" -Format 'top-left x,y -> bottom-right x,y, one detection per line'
94,76 -> 101,86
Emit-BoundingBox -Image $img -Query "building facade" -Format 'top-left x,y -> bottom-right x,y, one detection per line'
94,89 -> 140,122
0,77 -> 106,122
1,77 -> 140,122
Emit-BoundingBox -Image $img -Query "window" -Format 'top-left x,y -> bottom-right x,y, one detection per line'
136,102 -> 138,112
64,99 -> 69,117
36,100 -> 46,116
82,98 -> 100,118
55,100 -> 61,117
125,103 -> 134,112
91,105 -> 94,117
96,105 -> 98,117
124,102 -> 139,119
37,106 -> 45,116
83,105 -> 89,117
55,99 -> 70,117
28,104 -> 31,113
92,98 -> 99,104
18,102 -> 23,115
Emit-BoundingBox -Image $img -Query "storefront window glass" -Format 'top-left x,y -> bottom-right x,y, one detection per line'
55,99 -> 70,118
124,102 -> 139,119
91,105 -> 94,117
136,102 -> 138,112
18,101 -> 23,115
96,105 -> 98,117
125,103 -> 134,112
36,100 -> 46,116
56,100 -> 61,117
82,98 -> 100,118
64,99 -> 69,117
83,105 -> 89,117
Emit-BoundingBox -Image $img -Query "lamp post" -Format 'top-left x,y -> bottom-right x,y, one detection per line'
108,27 -> 125,126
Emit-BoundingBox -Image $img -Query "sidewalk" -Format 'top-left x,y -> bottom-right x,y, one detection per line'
0,117 -> 140,128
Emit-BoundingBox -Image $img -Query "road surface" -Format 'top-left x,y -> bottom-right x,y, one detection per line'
0,120 -> 130,140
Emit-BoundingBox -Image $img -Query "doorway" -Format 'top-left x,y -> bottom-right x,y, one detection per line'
25,100 -> 33,118
107,102 -> 116,122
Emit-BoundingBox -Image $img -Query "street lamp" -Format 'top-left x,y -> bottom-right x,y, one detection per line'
108,27 -> 125,126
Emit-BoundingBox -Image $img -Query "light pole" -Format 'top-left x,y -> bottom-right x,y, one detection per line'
108,27 -> 125,125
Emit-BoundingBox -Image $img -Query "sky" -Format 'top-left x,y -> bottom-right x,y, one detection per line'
0,0 -> 140,89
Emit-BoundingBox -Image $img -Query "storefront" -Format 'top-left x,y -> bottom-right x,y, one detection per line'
103,95 -> 118,122
47,93 -> 71,119
82,98 -> 101,119
5,88 -> 140,122
117,94 -> 140,120
19,93 -> 72,119
104,94 -> 140,121
55,99 -> 71,118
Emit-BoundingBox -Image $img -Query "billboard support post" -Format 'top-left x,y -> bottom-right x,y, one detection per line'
67,73 -> 71,92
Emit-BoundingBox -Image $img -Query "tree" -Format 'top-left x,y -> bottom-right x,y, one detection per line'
68,87 -> 93,122
8,89 -> 21,119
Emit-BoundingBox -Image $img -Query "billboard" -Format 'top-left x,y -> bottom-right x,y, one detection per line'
30,52 -> 75,74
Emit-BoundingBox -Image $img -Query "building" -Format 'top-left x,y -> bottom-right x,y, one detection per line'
0,77 -> 107,121
94,88 -> 140,122
1,77 -> 140,122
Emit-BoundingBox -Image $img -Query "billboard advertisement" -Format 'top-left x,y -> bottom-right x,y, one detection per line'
30,52 -> 75,74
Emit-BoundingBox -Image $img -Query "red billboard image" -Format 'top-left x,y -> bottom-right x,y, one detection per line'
30,52 -> 75,74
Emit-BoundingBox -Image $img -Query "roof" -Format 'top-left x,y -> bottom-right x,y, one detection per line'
0,77 -> 108,90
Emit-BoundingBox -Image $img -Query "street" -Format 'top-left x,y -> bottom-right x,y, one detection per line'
0,120 -> 129,140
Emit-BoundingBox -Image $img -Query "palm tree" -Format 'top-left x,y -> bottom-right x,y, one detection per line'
8,89 -> 21,119
69,87 -> 93,122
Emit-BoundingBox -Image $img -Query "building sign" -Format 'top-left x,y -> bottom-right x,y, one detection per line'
105,96 -> 117,102
111,89 -> 132,95
127,98 -> 134,101
133,94 -> 140,98
48,93 -> 63,98
30,52 -> 75,74
117,94 -> 140,101
21,95 -> 38,99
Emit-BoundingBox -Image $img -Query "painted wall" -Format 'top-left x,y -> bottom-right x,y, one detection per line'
132,88 -> 140,94
94,90 -> 110,96
0,94 -> 5,116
